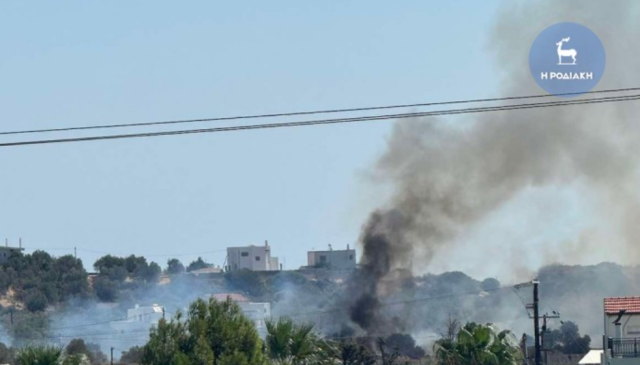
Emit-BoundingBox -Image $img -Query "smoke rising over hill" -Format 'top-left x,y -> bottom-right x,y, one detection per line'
351,0 -> 640,334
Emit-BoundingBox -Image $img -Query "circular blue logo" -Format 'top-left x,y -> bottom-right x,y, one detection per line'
529,22 -> 605,97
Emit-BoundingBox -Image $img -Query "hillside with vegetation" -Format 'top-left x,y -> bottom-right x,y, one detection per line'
0,249 -> 629,363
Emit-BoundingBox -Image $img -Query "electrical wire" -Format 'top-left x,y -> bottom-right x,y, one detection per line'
2,87 -> 639,137
49,311 -> 161,331
2,93 -> 639,148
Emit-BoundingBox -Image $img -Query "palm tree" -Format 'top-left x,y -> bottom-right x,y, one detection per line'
16,345 -> 63,365
265,318 -> 338,365
434,322 -> 522,365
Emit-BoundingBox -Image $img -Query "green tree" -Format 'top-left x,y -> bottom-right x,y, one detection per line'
24,290 -> 48,312
0,251 -> 90,311
55,255 -> 90,299
339,341 -> 376,365
94,276 -> 118,302
142,297 -> 266,365
94,254 -> 161,283
139,262 -> 161,283
186,257 -> 211,272
65,339 -> 89,357
434,322 -> 522,365
120,346 -> 144,365
94,255 -> 126,276
550,321 -> 590,354
10,311 -> 51,345
65,339 -> 104,365
265,317 -> 337,365
166,259 -> 185,275
16,345 -> 62,365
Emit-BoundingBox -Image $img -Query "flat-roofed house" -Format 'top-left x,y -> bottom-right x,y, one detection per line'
226,241 -> 279,271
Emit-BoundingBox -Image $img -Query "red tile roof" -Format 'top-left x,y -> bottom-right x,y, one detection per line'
604,297 -> 640,314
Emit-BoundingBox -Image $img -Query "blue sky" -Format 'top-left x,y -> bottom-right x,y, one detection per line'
0,2 -> 503,271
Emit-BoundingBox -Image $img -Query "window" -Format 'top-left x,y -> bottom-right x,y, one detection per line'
255,256 -> 261,261
241,252 -> 249,257
349,255 -> 353,260
319,255 -> 327,262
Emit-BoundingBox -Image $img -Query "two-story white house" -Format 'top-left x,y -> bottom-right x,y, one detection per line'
226,241 -> 279,271
603,297 -> 640,365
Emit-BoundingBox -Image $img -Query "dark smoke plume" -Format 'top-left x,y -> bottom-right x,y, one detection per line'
350,0 -> 640,334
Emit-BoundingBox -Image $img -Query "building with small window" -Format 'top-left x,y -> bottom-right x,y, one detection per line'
226,241 -> 279,271
307,244 -> 356,270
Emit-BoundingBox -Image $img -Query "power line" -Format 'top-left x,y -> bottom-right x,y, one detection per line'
2,93 -> 639,148
50,311 -> 161,331
2,87 -> 639,137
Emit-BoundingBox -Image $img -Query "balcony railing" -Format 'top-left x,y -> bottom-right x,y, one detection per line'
609,337 -> 640,358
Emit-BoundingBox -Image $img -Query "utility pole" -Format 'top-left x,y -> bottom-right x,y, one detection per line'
74,247 -> 77,259
514,280 -> 561,365
514,280 -> 542,365
110,347 -> 114,365
540,311 -> 560,365
533,281 -> 541,365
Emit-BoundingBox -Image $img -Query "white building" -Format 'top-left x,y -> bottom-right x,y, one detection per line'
0,240 -> 24,264
603,297 -> 640,365
307,244 -> 356,270
226,241 -> 279,271
111,304 -> 166,332
238,302 -> 271,338
127,303 -> 165,323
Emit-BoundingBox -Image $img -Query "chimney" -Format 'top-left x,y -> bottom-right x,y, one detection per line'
613,310 -> 627,342
19,238 -> 22,249
5,239 -> 7,247
265,240 -> 268,247
347,244 -> 350,251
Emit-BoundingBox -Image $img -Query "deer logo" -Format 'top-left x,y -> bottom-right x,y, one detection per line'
556,37 -> 577,65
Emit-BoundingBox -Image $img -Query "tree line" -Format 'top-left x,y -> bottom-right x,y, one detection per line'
0,251 -> 216,310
